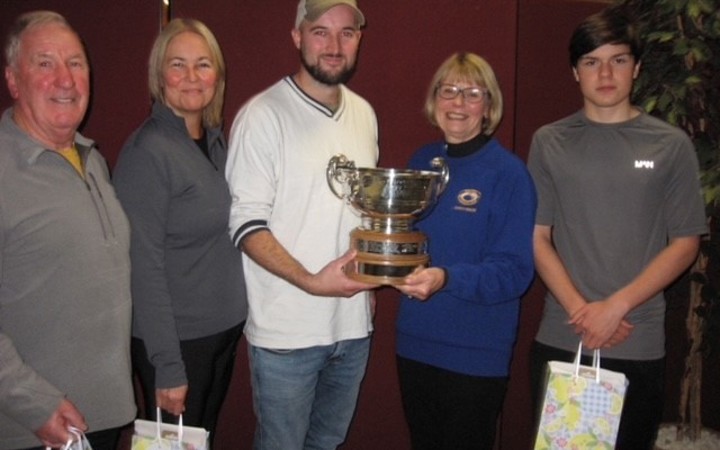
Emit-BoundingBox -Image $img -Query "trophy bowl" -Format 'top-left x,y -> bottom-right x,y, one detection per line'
327,154 -> 449,284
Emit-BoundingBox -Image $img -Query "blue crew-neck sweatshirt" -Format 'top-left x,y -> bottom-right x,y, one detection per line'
396,138 -> 536,377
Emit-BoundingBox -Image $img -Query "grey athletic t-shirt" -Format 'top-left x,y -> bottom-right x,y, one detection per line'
528,110 -> 706,360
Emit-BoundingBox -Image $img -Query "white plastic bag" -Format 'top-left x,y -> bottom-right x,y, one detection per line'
45,426 -> 92,450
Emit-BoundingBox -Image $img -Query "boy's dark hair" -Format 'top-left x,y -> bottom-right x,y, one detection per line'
569,6 -> 643,67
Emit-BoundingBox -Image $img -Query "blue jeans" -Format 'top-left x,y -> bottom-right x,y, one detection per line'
248,337 -> 371,450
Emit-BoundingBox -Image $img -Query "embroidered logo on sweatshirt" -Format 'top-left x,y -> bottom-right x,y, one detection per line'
455,189 -> 482,212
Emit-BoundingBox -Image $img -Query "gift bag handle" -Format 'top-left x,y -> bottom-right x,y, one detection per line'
572,341 -> 601,383
154,407 -> 185,444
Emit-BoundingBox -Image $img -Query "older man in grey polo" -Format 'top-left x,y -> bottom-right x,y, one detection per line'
0,11 -> 135,450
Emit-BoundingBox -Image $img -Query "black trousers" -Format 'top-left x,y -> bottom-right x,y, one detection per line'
530,340 -> 665,450
132,322 -> 244,441
396,356 -> 508,450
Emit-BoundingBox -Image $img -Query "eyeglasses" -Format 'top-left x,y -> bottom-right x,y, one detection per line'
436,84 -> 487,103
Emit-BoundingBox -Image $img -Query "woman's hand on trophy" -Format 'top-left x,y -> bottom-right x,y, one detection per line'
308,249 -> 379,297
396,267 -> 446,301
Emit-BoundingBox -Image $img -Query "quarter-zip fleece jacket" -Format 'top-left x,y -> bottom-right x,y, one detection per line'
113,102 -> 247,389
0,108 -> 135,449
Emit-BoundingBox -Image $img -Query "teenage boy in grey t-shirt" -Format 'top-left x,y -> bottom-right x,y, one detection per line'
527,7 -> 706,450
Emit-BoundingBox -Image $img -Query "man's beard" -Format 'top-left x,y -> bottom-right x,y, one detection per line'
300,52 -> 356,86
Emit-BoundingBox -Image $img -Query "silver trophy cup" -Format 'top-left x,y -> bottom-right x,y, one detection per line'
326,154 -> 449,285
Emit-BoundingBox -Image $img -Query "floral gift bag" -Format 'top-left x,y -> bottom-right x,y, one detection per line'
533,342 -> 628,450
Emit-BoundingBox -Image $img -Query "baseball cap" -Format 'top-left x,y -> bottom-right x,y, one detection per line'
295,0 -> 366,28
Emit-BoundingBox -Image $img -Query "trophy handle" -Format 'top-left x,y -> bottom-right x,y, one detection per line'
430,157 -> 449,194
326,154 -> 356,200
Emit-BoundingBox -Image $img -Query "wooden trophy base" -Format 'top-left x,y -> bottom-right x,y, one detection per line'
347,228 -> 428,285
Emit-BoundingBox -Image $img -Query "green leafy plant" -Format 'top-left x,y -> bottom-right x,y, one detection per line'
617,0 -> 720,442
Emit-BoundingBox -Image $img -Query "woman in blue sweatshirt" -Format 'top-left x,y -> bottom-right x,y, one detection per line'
395,52 -> 536,450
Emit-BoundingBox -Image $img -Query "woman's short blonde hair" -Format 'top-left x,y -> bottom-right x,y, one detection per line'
423,52 -> 504,136
148,18 -> 226,129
